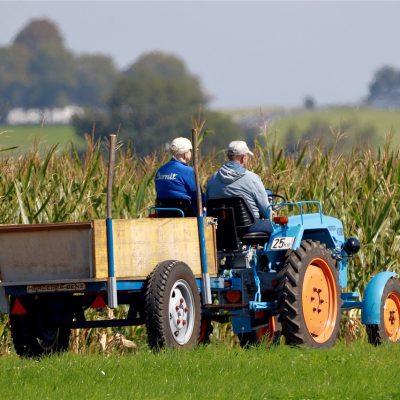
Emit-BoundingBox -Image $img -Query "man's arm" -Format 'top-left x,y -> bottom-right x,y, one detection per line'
252,174 -> 271,218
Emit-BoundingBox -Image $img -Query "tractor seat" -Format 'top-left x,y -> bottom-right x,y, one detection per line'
206,197 -> 270,251
241,231 -> 269,246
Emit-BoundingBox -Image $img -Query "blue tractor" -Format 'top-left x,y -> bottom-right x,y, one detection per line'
202,194 -> 400,348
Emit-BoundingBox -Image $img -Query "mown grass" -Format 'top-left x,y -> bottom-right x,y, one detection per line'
0,341 -> 398,399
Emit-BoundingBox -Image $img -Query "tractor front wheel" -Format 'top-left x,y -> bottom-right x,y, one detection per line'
145,260 -> 201,349
278,240 -> 341,348
366,278 -> 400,345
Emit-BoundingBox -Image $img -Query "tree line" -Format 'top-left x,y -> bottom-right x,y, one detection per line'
1,19 -> 399,155
0,19 -> 250,155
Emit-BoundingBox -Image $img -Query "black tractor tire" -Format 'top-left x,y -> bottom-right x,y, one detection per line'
145,260 -> 201,349
366,278 -> 400,345
10,297 -> 71,357
277,240 -> 341,348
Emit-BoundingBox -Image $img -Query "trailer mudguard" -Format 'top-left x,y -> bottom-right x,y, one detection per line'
361,271 -> 397,324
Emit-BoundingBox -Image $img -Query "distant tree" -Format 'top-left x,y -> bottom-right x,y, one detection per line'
303,95 -> 316,110
71,108 -> 113,141
8,18 -> 76,108
13,19 -> 64,54
106,52 -> 206,154
25,43 -> 76,107
367,65 -> 400,103
200,110 -> 245,153
0,18 -> 118,110
73,55 -> 119,108
0,45 -> 30,115
73,51 -> 246,155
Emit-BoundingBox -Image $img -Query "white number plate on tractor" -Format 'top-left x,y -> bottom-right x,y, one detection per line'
270,237 -> 295,250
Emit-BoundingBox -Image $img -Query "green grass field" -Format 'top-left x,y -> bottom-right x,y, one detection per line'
2,107 -> 400,155
269,106 -> 400,147
0,342 -> 398,399
0,124 -> 85,154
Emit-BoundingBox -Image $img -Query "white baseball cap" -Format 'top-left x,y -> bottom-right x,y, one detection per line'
227,140 -> 254,156
170,137 -> 193,154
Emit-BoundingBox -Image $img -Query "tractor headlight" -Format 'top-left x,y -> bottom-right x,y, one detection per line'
343,237 -> 361,255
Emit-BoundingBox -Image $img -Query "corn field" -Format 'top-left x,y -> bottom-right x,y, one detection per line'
0,133 -> 399,353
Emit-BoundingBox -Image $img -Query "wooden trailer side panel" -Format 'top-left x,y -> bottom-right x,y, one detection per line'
93,218 -> 217,279
0,223 -> 93,282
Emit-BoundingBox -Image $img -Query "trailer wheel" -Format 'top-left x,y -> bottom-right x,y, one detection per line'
238,314 -> 279,348
366,278 -> 400,345
10,298 -> 70,357
145,260 -> 201,349
277,240 -> 341,348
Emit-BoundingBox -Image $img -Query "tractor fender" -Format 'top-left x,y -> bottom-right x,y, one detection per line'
361,271 -> 397,325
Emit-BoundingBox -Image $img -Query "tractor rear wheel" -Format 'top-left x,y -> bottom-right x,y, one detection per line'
145,260 -> 201,349
366,278 -> 400,345
277,240 -> 341,348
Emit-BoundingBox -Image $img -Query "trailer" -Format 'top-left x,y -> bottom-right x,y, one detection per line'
1,217 -> 217,356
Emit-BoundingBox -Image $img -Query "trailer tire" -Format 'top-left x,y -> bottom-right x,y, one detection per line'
10,298 -> 70,357
145,260 -> 201,349
366,278 -> 400,345
277,240 -> 341,348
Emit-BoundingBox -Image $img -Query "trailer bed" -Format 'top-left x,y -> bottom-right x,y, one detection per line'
0,217 -> 217,285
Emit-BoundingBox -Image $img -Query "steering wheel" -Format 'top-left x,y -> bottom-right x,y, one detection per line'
268,193 -> 287,211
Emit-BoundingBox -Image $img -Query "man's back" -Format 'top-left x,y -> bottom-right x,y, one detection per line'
155,158 -> 197,204
206,160 -> 270,219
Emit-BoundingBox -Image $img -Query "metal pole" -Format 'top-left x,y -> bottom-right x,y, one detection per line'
192,129 -> 212,305
192,129 -> 203,214
106,134 -> 118,309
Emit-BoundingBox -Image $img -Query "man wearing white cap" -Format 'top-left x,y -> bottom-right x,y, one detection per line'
155,137 -> 199,215
206,140 -> 272,233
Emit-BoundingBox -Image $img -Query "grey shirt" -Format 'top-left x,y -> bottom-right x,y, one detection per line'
206,161 -> 271,219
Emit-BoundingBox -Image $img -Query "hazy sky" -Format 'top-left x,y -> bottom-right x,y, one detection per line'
2,1 -> 400,109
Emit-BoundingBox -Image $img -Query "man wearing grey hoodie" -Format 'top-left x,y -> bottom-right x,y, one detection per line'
206,140 -> 272,234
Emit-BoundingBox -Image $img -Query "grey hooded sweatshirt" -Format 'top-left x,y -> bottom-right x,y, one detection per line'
206,161 -> 270,219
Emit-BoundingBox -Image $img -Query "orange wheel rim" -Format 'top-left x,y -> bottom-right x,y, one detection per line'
383,292 -> 400,342
254,312 -> 276,342
302,258 -> 338,343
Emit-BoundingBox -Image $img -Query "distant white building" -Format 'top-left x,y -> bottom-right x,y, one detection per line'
6,105 -> 84,125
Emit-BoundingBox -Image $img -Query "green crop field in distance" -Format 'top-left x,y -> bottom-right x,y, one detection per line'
0,124 -> 86,154
0,342 -> 398,399
269,106 -> 400,147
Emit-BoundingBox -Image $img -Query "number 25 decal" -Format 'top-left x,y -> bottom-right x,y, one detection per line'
270,237 -> 294,250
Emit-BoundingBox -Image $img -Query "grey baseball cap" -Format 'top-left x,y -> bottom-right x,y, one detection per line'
227,140 -> 254,156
